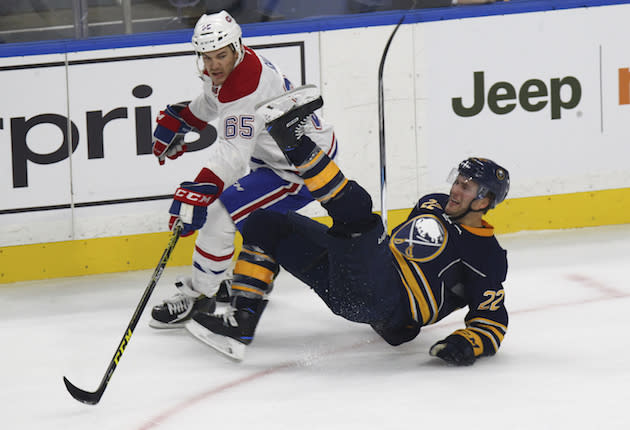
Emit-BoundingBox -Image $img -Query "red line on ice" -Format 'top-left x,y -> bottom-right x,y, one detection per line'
138,275 -> 629,429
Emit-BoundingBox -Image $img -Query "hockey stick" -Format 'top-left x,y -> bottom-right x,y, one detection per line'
377,2 -> 415,232
377,15 -> 404,233
63,221 -> 183,405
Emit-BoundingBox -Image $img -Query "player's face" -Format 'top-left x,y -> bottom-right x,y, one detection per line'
446,175 -> 479,218
201,46 -> 238,85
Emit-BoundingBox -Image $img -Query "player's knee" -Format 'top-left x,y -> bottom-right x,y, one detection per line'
324,180 -> 377,236
242,209 -> 291,254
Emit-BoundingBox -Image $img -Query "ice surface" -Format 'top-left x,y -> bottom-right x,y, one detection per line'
2,224 -> 629,429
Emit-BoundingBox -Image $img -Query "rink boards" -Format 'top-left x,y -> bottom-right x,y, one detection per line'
1,1 -> 629,282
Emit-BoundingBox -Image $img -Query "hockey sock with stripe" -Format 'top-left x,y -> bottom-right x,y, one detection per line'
231,244 -> 278,299
288,136 -> 348,204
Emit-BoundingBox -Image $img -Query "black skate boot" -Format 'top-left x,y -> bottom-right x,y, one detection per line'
149,277 -> 216,329
186,296 -> 268,361
255,84 -> 323,153
258,85 -> 349,205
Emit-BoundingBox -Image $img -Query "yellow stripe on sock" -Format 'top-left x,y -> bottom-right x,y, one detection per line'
323,177 -> 349,202
304,162 -> 342,192
234,260 -> 275,284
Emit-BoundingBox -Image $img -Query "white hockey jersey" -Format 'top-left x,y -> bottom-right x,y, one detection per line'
188,46 -> 337,188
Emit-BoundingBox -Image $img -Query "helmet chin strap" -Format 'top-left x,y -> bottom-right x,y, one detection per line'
230,41 -> 244,69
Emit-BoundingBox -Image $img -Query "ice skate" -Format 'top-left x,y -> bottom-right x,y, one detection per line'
149,277 -> 216,329
186,297 -> 268,361
255,85 -> 323,152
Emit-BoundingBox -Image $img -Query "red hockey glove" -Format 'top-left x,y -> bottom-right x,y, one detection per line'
152,102 -> 207,165
168,168 -> 224,237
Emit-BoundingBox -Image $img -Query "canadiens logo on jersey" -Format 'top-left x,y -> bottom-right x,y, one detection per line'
390,214 -> 448,262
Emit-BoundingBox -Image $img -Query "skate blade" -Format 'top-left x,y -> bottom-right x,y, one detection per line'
254,84 -> 320,122
148,318 -> 188,329
185,319 -> 246,361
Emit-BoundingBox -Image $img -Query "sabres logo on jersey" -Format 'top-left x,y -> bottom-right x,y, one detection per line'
390,214 -> 447,262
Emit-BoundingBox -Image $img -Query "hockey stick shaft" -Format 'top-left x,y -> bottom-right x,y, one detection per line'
377,14 -> 405,233
63,222 -> 183,405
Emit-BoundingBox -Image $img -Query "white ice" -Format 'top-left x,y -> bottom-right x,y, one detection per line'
2,224 -> 629,430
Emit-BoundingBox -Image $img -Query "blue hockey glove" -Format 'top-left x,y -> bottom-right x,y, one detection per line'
152,102 -> 207,165
430,334 -> 477,366
169,168 -> 224,237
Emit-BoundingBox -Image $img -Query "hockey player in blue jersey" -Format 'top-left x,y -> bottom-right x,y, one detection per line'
185,86 -> 509,365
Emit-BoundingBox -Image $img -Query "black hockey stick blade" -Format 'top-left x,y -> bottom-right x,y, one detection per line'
63,376 -> 105,405
62,222 -> 183,405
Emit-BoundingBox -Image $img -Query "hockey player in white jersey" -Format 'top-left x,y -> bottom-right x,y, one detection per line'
149,11 -> 338,330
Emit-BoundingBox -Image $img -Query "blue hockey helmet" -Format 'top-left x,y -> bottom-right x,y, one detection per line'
453,157 -> 510,209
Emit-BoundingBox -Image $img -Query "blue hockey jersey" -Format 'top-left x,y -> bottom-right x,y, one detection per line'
388,193 -> 508,357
